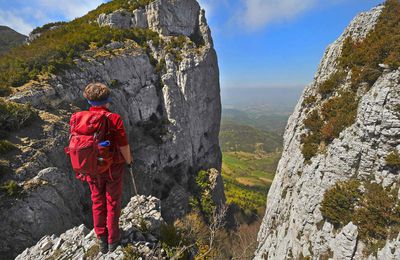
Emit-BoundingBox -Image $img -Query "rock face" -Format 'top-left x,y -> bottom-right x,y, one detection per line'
98,0 -> 201,36
0,167 -> 90,258
255,5 -> 400,260
1,0 -> 224,257
16,195 -> 167,260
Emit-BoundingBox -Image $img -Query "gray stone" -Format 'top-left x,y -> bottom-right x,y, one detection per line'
331,222 -> 358,260
146,0 -> 200,36
132,8 -> 148,28
40,238 -> 53,252
16,196 -> 167,259
98,9 -> 132,29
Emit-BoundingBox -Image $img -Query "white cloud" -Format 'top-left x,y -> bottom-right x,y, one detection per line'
240,0 -> 317,30
0,10 -> 34,35
0,0 -> 106,35
36,0 -> 105,20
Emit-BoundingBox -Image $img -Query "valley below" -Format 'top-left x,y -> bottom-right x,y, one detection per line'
218,87 -> 302,256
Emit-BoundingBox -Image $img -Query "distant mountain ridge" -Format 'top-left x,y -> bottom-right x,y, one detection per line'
0,26 -> 27,56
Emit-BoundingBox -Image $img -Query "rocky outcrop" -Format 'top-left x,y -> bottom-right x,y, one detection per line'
0,167 -> 90,258
16,195 -> 167,260
2,0 -> 223,257
255,5 -> 400,260
98,0 -> 201,36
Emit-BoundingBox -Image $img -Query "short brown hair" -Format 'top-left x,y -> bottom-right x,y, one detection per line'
83,83 -> 111,101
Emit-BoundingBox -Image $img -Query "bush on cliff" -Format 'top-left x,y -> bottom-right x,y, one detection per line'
0,99 -> 35,131
189,170 -> 217,221
301,91 -> 358,161
317,70 -> 346,96
353,182 -> 400,254
385,150 -> 400,168
321,179 -> 400,255
0,140 -> 16,155
320,179 -> 361,229
1,180 -> 20,196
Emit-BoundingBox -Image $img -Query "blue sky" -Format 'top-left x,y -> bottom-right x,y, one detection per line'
0,0 -> 383,89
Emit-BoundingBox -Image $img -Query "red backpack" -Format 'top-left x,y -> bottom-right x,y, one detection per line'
65,111 -> 114,179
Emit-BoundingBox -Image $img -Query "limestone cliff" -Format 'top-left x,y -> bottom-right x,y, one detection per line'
0,0 -> 224,258
256,2 -> 400,259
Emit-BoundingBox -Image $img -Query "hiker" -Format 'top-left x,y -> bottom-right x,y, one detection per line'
66,82 -> 133,254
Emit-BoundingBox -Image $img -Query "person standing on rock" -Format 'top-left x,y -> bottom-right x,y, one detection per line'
66,82 -> 133,254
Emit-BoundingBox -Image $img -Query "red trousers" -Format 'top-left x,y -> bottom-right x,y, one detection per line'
87,163 -> 125,244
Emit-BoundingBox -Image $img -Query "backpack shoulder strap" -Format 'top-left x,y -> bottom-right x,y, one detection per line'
104,112 -> 113,135
69,112 -> 78,137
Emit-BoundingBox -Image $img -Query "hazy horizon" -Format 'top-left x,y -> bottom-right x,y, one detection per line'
221,86 -> 304,113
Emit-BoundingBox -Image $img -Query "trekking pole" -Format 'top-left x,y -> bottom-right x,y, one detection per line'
129,163 -> 143,219
129,163 -> 138,195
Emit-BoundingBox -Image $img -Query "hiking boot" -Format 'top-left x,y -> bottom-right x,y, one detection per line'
108,240 -> 120,253
99,236 -> 108,254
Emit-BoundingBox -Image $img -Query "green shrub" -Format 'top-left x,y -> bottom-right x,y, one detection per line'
164,36 -> 191,63
321,179 -> 400,255
110,79 -> 121,88
385,151 -> 400,168
159,223 -> 191,259
138,217 -> 150,233
302,95 -> 317,106
0,99 -> 36,131
122,244 -> 141,259
320,179 -> 361,229
0,140 -> 16,155
194,170 -> 216,220
317,70 -> 346,96
393,104 -> 400,119
301,110 -> 323,161
319,91 -> 358,142
84,244 -> 99,258
339,0 -> 400,88
301,91 -> 358,160
303,110 -> 323,133
301,133 -> 320,161
0,162 -> 10,175
353,182 -> 400,255
155,58 -> 166,73
1,180 -> 20,196
160,224 -> 183,248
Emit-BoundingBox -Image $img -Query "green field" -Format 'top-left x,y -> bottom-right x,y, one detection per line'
220,119 -> 282,153
219,116 -> 286,217
222,151 -> 280,215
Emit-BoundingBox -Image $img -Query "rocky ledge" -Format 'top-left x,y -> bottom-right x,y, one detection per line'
16,195 -> 166,260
